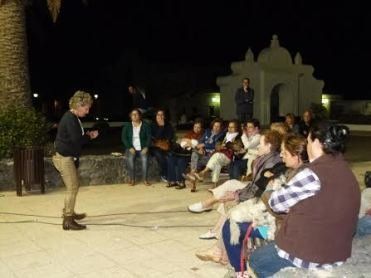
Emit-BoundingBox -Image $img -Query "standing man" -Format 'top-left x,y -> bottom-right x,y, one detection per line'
128,85 -> 148,114
235,78 -> 254,123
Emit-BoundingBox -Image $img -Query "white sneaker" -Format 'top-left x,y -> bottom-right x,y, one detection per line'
199,229 -> 218,240
188,202 -> 212,213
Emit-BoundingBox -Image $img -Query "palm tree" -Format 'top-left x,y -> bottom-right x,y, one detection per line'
0,0 -> 32,106
0,0 -> 63,107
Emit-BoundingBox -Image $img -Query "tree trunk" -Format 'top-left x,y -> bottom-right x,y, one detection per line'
0,0 -> 31,107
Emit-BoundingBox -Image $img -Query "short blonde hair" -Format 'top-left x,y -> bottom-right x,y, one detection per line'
69,90 -> 93,109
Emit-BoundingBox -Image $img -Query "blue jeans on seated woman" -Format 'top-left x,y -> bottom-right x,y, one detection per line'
355,215 -> 371,237
249,242 -> 295,278
125,149 -> 148,181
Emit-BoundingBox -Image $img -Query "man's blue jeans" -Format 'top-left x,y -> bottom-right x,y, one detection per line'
356,215 -> 371,237
125,150 -> 148,181
249,242 -> 295,278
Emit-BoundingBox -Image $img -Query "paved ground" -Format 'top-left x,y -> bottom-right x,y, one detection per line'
1,159 -> 370,278
1,128 -> 370,278
0,182 -> 229,278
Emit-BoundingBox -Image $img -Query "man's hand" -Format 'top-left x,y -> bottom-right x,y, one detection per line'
129,148 -> 136,155
141,147 -> 148,155
219,191 -> 236,203
366,208 -> 371,216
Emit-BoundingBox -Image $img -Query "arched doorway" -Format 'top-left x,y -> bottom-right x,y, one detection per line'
270,83 -> 292,122
270,84 -> 281,122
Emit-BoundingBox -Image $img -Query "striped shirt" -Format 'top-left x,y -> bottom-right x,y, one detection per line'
269,167 -> 344,269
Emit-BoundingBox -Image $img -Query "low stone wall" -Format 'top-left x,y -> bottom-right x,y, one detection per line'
0,155 -> 159,191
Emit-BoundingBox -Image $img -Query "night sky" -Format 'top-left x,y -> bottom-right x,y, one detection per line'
26,0 -> 370,108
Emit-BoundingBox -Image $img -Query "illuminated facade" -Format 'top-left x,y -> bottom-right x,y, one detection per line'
217,35 -> 324,125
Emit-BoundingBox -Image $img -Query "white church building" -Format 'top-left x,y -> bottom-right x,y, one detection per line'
217,34 -> 324,125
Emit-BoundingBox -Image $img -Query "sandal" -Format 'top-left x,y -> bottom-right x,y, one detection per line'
184,173 -> 196,181
189,180 -> 197,192
194,172 -> 204,182
195,248 -> 228,265
175,182 -> 186,190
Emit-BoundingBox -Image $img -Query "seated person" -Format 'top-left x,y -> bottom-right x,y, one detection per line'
356,177 -> 371,237
121,109 -> 151,186
222,134 -> 308,278
187,120 -> 242,190
192,130 -> 285,267
188,129 -> 283,214
166,120 -> 203,190
150,109 -> 175,182
189,118 -> 225,175
298,109 -> 313,137
284,113 -> 300,134
229,118 -> 261,180
249,121 -> 360,277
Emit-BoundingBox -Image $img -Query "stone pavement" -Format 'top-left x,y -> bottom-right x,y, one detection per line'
1,161 -> 370,278
0,182 -> 228,278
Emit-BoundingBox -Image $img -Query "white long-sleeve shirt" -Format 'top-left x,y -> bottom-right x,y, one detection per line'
241,132 -> 260,160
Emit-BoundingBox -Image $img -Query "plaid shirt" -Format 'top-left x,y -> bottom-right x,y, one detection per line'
269,168 -> 320,213
269,167 -> 344,269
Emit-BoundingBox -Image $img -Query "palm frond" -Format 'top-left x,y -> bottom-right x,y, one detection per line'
47,0 -> 61,23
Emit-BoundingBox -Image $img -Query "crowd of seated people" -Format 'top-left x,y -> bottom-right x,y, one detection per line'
121,109 -> 315,188
120,108 -> 369,277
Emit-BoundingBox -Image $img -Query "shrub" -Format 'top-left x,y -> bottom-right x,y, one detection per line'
310,102 -> 329,120
0,105 -> 50,159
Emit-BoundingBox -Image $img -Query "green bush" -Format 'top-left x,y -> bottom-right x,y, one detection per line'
310,102 -> 329,120
0,105 -> 50,159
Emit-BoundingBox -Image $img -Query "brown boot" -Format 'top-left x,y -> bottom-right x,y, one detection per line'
72,212 -> 87,220
63,216 -> 86,230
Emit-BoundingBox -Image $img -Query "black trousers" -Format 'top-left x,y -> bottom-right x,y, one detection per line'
237,112 -> 253,123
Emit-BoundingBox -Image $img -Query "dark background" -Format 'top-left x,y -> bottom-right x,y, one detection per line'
26,0 -> 371,119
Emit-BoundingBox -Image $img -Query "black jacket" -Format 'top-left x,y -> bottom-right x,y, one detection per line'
235,87 -> 254,114
55,111 -> 90,157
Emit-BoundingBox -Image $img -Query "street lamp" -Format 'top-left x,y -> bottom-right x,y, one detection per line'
33,93 -> 39,98
94,94 -> 99,100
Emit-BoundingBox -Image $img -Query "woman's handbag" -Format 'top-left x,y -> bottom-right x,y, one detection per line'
153,139 -> 170,151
